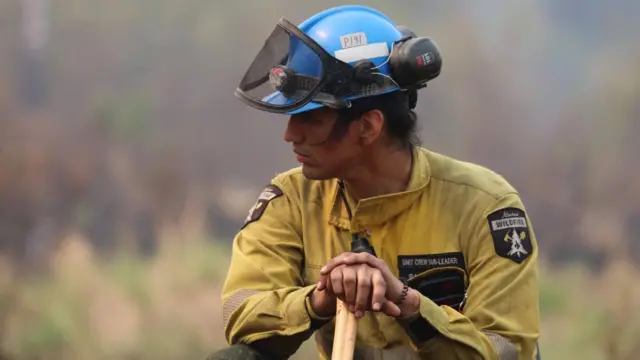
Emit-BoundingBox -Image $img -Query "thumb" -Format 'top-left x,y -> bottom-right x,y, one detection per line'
380,300 -> 402,318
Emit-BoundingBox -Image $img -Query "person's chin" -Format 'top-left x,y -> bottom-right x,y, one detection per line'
301,164 -> 333,181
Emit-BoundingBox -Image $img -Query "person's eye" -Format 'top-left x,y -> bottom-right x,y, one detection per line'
300,116 -> 321,124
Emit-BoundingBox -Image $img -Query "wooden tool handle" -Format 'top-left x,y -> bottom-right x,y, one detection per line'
331,298 -> 358,360
330,234 -> 375,359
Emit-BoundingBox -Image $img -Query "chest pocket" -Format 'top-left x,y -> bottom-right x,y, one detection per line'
407,266 -> 469,311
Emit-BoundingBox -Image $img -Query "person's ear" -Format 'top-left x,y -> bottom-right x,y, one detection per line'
358,109 -> 385,145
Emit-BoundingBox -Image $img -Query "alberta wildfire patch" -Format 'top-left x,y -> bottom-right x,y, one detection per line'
487,207 -> 533,263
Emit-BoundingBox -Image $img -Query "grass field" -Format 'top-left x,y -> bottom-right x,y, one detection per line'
1,232 -> 639,360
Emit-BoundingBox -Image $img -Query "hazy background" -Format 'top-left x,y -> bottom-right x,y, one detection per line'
0,1 -> 639,359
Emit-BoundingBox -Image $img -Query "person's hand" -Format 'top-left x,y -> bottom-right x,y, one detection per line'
318,252 -> 421,318
315,253 -> 402,318
309,279 -> 338,318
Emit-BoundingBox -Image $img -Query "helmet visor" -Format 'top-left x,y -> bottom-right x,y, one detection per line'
234,18 -> 356,114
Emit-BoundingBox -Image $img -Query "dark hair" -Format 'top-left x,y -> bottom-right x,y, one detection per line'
330,90 -> 421,149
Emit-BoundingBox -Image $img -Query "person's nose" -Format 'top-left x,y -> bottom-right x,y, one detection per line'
283,116 -> 304,144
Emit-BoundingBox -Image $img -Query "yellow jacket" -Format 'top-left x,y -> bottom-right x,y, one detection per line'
221,146 -> 540,360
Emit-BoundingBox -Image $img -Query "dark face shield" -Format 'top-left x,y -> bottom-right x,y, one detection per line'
234,18 -> 397,114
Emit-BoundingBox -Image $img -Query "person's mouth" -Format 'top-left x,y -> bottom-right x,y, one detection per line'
293,149 -> 310,163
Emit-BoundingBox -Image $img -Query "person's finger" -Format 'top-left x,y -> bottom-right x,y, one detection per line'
325,275 -> 342,305
354,265 -> 372,316
342,266 -> 357,306
343,253 -> 386,270
330,267 -> 345,297
320,253 -> 354,275
370,269 -> 387,312
318,263 -> 345,291
344,254 -> 397,284
381,299 -> 402,318
317,273 -> 329,291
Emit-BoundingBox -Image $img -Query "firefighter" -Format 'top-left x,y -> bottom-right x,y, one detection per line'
207,5 -> 541,360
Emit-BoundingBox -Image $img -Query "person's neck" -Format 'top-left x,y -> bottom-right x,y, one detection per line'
341,146 -> 414,201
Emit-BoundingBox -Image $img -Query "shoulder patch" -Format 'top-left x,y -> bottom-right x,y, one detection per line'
242,184 -> 284,229
487,207 -> 533,263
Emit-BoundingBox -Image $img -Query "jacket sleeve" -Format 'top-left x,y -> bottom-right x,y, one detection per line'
221,178 -> 326,359
397,191 -> 541,360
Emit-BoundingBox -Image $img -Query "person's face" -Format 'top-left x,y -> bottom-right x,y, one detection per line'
283,107 -> 385,180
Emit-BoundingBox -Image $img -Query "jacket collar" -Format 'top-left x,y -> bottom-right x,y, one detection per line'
328,147 -> 431,232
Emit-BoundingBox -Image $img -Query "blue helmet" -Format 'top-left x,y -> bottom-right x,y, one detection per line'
235,5 -> 442,115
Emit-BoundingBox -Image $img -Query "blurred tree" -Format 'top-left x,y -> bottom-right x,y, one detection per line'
19,0 -> 51,108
